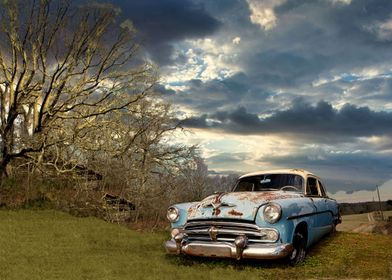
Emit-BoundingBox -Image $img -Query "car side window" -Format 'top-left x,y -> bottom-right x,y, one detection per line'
318,180 -> 327,197
235,181 -> 254,191
306,177 -> 319,196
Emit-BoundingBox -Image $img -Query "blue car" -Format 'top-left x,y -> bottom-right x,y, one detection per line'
165,169 -> 341,264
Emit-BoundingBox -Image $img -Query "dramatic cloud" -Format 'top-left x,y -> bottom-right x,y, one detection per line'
181,100 -> 392,143
246,0 -> 286,30
106,0 -> 392,197
110,0 -> 220,64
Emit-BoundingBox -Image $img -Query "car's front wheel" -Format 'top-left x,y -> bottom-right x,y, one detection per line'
287,232 -> 306,265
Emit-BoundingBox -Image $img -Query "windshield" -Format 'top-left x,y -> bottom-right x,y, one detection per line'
233,174 -> 304,192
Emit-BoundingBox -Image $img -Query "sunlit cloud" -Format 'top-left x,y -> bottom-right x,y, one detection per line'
162,37 -> 242,87
246,0 -> 286,31
232,37 -> 241,45
328,0 -> 352,6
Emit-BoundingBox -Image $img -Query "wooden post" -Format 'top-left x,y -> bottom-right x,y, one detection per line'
376,185 -> 384,221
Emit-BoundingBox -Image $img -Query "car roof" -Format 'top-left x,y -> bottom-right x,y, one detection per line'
239,168 -> 318,179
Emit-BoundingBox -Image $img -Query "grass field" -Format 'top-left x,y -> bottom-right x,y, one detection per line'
0,210 -> 391,280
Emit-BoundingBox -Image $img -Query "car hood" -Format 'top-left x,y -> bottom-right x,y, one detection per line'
187,191 -> 303,221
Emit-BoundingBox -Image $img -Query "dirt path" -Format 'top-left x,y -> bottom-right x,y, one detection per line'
337,210 -> 392,232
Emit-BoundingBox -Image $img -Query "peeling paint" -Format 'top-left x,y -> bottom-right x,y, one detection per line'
228,209 -> 243,216
187,206 -> 197,217
212,208 -> 221,216
187,191 -> 302,220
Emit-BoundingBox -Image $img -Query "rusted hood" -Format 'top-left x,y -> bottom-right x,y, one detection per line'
187,191 -> 302,221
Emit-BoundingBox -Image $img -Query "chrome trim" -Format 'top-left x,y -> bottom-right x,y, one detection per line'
234,235 -> 248,260
208,226 -> 218,241
184,220 -> 279,243
185,228 -> 266,237
165,239 -> 293,260
185,221 -> 261,230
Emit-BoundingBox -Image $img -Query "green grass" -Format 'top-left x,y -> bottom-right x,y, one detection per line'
0,210 -> 391,280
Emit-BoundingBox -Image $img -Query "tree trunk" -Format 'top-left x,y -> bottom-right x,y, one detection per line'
0,158 -> 10,183
0,139 -> 12,182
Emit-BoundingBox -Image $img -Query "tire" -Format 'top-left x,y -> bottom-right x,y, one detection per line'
287,232 -> 306,266
330,222 -> 337,234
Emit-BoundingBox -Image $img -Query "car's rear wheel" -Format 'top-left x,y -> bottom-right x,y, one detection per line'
331,222 -> 337,234
287,232 -> 306,265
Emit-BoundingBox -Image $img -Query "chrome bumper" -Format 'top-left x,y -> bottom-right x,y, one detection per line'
165,239 -> 293,260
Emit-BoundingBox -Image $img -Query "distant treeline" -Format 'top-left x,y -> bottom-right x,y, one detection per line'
339,200 -> 392,215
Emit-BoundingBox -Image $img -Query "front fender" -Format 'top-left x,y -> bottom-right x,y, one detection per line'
169,202 -> 196,228
254,197 -> 318,245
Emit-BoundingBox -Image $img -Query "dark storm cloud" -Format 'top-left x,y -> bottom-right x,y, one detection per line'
154,0 -> 392,115
236,0 -> 392,89
110,0 -> 220,64
180,114 -> 208,128
165,73 -> 276,113
181,100 -> 392,142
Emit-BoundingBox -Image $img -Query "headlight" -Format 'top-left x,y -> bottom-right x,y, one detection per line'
167,206 -> 179,222
263,203 -> 282,223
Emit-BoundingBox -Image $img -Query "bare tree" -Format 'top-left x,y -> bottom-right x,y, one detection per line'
0,0 -> 155,179
81,100 -> 196,223
177,156 -> 210,201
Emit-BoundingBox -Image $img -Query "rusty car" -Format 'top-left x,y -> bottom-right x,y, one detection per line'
164,169 -> 341,264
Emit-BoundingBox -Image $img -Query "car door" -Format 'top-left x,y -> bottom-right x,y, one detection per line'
316,180 -> 334,233
318,180 -> 339,226
306,176 -> 328,242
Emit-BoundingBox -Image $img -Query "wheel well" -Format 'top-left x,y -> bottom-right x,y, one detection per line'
294,222 -> 308,245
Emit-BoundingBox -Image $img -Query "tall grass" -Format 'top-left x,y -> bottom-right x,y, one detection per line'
0,210 -> 391,279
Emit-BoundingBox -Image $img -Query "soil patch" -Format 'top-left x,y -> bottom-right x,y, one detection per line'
352,221 -> 392,235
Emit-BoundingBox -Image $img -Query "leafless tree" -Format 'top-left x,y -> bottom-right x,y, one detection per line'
179,156 -> 210,201
82,100 -> 196,223
0,0 -> 156,179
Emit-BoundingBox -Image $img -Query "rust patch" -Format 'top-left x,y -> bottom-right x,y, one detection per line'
228,209 -> 243,216
188,206 -> 197,217
214,192 -> 226,204
212,208 -> 221,216
291,168 -> 305,173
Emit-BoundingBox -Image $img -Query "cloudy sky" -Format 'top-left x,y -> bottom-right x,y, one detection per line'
109,0 -> 392,201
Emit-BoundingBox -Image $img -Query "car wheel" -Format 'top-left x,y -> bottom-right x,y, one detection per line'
331,222 -> 337,234
287,232 -> 306,266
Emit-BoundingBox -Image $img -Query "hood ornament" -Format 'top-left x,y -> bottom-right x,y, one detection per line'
211,201 -> 222,210
211,202 -> 224,216
201,192 -> 235,208
197,192 -> 236,216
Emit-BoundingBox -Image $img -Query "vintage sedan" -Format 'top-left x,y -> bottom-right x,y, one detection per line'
165,169 -> 341,264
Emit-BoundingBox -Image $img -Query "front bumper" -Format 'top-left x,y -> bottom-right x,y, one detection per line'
165,238 -> 293,260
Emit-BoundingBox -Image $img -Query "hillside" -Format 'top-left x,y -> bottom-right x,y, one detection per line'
339,201 -> 392,215
0,210 -> 391,280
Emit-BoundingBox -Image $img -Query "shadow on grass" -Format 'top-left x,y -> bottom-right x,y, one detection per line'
164,232 -> 339,269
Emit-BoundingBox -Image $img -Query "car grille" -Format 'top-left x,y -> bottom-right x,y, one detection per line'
183,220 -> 278,243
